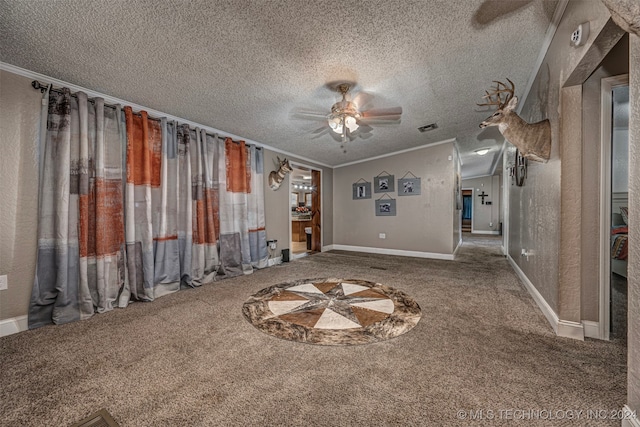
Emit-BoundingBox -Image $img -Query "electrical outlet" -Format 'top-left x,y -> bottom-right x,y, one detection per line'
0,275 -> 7,291
379,233 -> 386,239
489,222 -> 493,227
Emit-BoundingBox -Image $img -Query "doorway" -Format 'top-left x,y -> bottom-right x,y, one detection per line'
290,163 -> 322,258
600,76 -> 629,341
462,189 -> 473,232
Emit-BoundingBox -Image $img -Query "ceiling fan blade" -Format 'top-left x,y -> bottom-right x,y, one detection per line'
311,125 -> 328,134
351,91 -> 374,110
290,108 -> 329,121
356,123 -> 374,134
359,118 -> 402,126
361,106 -> 403,118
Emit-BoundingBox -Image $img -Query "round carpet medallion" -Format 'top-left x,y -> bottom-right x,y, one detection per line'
242,278 -> 422,345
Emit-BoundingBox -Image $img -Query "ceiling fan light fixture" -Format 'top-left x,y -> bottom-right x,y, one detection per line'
474,148 -> 490,156
328,116 -> 343,134
345,115 -> 359,132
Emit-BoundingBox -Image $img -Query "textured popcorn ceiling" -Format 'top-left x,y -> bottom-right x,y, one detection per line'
0,0 -> 558,176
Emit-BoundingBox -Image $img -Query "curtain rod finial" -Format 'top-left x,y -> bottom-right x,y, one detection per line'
31,80 -> 48,93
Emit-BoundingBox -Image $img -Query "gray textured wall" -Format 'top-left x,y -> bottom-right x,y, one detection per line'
0,70 -> 41,321
262,149 -> 333,257
509,0 -> 614,315
333,142 -> 456,255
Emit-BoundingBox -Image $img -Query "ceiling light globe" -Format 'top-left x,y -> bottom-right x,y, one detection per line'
345,115 -> 359,132
328,116 -> 343,134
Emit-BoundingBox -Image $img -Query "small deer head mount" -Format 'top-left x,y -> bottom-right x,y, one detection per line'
268,156 -> 293,191
478,79 -> 551,163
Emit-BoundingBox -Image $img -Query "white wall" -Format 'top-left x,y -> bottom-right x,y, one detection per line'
462,175 -> 501,234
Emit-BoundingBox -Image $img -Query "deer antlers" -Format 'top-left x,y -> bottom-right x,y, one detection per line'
477,78 -> 515,109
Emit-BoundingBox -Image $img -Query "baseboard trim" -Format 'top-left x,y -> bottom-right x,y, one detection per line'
582,320 -> 600,339
330,244 -> 454,260
508,255 -> 559,333
507,255 -> 585,340
0,315 -> 28,337
268,256 -> 282,266
322,245 -> 335,252
622,405 -> 640,427
471,230 -> 500,235
557,320 -> 585,341
453,238 -> 463,257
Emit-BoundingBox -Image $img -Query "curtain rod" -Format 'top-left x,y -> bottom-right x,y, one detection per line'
31,80 -> 255,146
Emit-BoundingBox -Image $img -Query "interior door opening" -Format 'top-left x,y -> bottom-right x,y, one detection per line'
462,189 -> 473,233
290,164 -> 321,258
600,76 -> 629,341
609,84 -> 629,341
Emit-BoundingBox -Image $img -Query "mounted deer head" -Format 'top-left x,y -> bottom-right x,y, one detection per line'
268,156 -> 292,191
478,79 -> 551,163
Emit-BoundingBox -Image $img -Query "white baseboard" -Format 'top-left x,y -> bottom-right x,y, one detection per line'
472,230 -> 500,235
508,255 -> 559,333
322,245 -> 335,252
268,256 -> 282,266
622,405 -> 640,427
331,244 -> 455,260
582,320 -> 600,339
557,320 -> 585,341
453,238 -> 463,257
507,255 -> 585,340
0,315 -> 28,337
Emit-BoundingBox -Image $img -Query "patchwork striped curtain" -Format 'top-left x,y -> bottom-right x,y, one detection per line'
29,89 -> 268,329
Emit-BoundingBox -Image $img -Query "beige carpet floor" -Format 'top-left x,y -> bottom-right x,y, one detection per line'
0,236 -> 627,426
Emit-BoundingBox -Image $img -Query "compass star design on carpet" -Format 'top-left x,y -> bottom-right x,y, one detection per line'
243,278 -> 421,345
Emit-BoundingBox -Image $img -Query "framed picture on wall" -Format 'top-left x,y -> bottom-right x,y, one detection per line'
375,198 -> 396,216
374,175 -> 395,193
398,177 -> 421,196
352,181 -> 372,200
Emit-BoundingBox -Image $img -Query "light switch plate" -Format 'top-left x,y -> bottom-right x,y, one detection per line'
0,275 -> 7,291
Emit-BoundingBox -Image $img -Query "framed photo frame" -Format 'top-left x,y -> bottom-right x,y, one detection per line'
375,198 -> 396,216
352,181 -> 372,200
374,175 -> 394,193
398,177 -> 421,196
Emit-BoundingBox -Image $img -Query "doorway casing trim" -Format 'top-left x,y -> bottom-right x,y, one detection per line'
599,74 -> 629,341
289,161 -> 323,259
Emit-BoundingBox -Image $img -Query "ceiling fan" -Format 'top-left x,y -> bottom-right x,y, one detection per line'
291,82 -> 402,152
